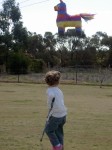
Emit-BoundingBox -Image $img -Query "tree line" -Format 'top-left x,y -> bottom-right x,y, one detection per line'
0,0 -> 112,74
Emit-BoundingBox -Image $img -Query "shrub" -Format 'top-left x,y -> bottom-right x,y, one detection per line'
30,59 -> 45,73
8,52 -> 30,74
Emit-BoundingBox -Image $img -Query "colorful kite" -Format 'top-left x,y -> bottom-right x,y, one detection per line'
54,0 -> 95,36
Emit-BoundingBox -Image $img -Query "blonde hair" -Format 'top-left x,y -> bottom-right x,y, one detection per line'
45,70 -> 61,86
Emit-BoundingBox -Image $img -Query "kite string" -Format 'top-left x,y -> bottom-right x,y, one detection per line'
0,0 -> 50,8
20,0 -> 50,8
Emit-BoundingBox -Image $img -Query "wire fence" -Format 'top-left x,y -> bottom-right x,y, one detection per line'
0,68 -> 112,86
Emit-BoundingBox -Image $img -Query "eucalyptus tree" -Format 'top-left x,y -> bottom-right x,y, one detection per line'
54,33 -> 70,67
65,29 -> 86,66
90,32 -> 109,67
82,37 -> 97,67
0,0 -> 28,72
27,32 -> 44,58
44,32 -> 56,50
0,0 -> 22,48
43,32 -> 59,67
107,36 -> 112,67
101,35 -> 112,67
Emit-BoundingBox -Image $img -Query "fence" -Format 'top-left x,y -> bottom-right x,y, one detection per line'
0,68 -> 112,86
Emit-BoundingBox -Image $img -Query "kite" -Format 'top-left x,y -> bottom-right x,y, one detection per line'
54,0 -> 95,36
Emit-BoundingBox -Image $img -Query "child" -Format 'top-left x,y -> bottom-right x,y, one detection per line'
45,70 -> 67,150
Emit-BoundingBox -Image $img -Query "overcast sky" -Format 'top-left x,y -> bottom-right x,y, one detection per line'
1,0 -> 112,36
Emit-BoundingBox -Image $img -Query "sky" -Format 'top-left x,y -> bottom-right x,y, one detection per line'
1,0 -> 112,37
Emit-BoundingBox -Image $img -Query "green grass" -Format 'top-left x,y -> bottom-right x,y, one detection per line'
0,83 -> 112,150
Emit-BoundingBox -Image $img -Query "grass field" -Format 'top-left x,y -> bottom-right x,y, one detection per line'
0,83 -> 112,150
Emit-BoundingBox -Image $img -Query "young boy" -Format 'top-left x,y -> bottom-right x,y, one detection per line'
45,70 -> 67,150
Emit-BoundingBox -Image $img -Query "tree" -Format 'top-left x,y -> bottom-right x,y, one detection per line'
0,0 -> 21,34
90,32 -> 109,67
55,35 -> 69,67
27,33 -> 45,58
43,32 -> 59,67
44,32 -> 56,50
0,0 -> 29,72
8,52 -> 30,74
101,36 -> 112,67
30,59 -> 45,73
12,22 -> 28,52
65,29 -> 86,66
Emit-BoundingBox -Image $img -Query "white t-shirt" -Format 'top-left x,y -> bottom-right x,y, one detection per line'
46,86 -> 67,118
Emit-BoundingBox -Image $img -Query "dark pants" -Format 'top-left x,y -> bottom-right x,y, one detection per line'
45,116 -> 66,147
